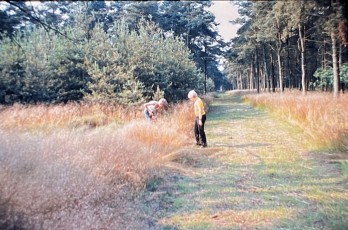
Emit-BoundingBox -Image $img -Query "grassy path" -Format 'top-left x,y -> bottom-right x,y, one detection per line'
144,92 -> 347,230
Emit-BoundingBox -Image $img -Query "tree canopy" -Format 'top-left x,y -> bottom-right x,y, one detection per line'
1,0 -> 347,105
1,1 -> 228,104
224,0 -> 348,96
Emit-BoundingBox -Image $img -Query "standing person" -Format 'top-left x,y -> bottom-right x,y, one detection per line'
143,98 -> 168,121
188,90 -> 207,147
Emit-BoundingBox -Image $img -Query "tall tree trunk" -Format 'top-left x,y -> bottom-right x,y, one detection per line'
276,32 -> 284,93
321,38 -> 327,91
238,69 -> 241,90
271,50 -> 276,92
331,31 -> 340,97
255,47 -> 260,93
263,44 -> 270,92
322,38 -> 327,70
250,63 -> 253,90
277,50 -> 283,93
287,38 -> 292,89
203,42 -> 207,95
204,58 -> 207,95
260,68 -> 265,91
299,23 -> 307,96
339,40 -> 343,93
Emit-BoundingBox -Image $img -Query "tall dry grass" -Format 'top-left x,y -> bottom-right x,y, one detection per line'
0,102 -> 143,131
0,99 -> 200,229
244,91 -> 348,151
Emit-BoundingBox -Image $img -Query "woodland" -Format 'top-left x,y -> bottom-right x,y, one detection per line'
0,0 -> 347,106
1,1 -> 347,229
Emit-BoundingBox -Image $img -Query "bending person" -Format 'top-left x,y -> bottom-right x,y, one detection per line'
143,98 -> 168,121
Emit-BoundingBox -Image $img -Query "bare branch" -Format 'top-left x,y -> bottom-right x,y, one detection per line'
5,1 -> 82,43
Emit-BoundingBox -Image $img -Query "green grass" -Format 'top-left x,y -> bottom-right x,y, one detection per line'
144,92 -> 348,230
341,161 -> 348,178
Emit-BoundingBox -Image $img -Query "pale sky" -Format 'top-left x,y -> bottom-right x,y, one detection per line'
209,1 -> 240,42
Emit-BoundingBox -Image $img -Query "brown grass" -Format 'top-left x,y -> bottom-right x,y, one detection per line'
243,91 -> 348,151
0,102 -> 143,131
0,98 -> 205,229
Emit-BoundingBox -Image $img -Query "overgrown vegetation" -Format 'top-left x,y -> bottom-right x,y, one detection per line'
244,91 -> 348,151
1,0 -> 347,228
0,17 -> 204,105
313,63 -> 348,91
0,1 -> 224,105
0,95 -> 213,229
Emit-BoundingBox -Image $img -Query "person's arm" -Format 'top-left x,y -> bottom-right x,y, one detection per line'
195,100 -> 203,126
198,108 -> 203,126
144,101 -> 156,109
144,101 -> 158,116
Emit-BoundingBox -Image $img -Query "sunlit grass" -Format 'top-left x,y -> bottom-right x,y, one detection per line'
2,92 -> 346,229
162,207 -> 296,229
0,101 -> 142,131
162,210 -> 213,229
258,148 -> 300,164
217,148 -> 261,165
341,161 -> 348,177
0,98 -> 204,229
305,190 -> 348,204
213,207 -> 296,229
156,92 -> 347,230
243,91 -> 348,151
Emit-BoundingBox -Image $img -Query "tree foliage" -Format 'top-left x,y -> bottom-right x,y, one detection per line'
0,1 -> 224,104
225,0 -> 348,95
0,26 -> 87,103
0,5 -> 205,104
314,63 -> 348,90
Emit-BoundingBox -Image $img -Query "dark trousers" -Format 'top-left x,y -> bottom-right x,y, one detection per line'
194,114 -> 207,145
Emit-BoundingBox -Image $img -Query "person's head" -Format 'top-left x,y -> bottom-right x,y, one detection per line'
188,90 -> 198,101
158,98 -> 168,109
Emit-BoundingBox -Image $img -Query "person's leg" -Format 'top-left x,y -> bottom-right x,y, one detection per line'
194,118 -> 200,145
198,115 -> 207,147
144,109 -> 151,120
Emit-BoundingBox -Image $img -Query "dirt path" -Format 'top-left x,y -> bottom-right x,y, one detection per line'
143,92 -> 348,230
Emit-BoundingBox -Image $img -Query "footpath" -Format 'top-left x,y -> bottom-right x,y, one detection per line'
144,92 -> 347,230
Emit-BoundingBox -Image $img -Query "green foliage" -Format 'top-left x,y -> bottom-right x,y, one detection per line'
314,64 -> 348,90
82,18 -> 203,104
0,5 -> 205,105
116,79 -> 147,106
313,67 -> 334,89
340,63 -> 348,84
205,78 -> 215,92
153,85 -> 165,101
0,25 -> 88,104
83,23 -> 133,104
125,18 -> 203,101
0,34 -> 26,103
157,1 -> 224,90
225,0 -> 348,93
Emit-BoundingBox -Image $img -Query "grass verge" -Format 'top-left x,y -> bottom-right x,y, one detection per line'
145,91 -> 348,230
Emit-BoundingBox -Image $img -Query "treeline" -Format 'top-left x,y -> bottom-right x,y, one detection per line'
0,1 -> 224,105
225,0 -> 348,96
